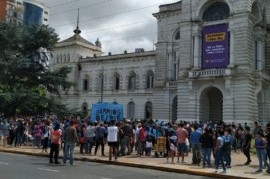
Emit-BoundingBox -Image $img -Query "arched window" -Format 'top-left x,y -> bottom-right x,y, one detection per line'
175,31 -> 180,40
82,102 -> 88,113
202,2 -> 230,22
145,101 -> 152,119
146,70 -> 154,89
83,74 -> 89,91
114,72 -> 120,90
128,71 -> 136,90
56,55 -> 59,63
127,101 -> 135,119
67,54 -> 70,62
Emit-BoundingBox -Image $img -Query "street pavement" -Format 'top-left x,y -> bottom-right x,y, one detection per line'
0,152 -> 211,179
0,145 -> 269,179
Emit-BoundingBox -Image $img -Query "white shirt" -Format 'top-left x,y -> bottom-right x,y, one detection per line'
107,126 -> 118,142
146,141 -> 153,148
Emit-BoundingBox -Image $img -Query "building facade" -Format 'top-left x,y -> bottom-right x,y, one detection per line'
0,0 -> 49,25
52,0 -> 270,125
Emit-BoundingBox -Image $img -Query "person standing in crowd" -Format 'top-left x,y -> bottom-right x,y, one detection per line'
145,136 -> 153,156
120,120 -> 133,155
214,130 -> 226,173
243,126 -> 252,165
15,120 -> 25,147
254,131 -> 270,173
49,122 -> 62,164
167,125 -> 177,163
0,120 -> 4,146
254,121 -> 263,137
79,123 -> 86,154
200,128 -> 213,168
266,124 -> 270,165
190,125 -> 202,165
63,120 -> 78,166
42,120 -> 50,153
8,121 -> 16,146
33,121 -> 44,148
177,123 -> 189,163
0,120 -> 9,147
85,122 -> 95,155
223,128 -> 233,168
137,123 -> 146,156
107,120 -> 118,161
94,123 -> 107,156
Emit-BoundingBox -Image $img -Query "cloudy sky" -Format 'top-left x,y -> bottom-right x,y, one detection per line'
37,0 -> 179,55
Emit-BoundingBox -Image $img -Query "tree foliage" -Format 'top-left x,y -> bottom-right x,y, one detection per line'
0,22 -> 73,117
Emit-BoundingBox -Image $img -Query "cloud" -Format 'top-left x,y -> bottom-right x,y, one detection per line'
38,0 -> 179,54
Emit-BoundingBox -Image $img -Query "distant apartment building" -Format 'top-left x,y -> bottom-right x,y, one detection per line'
0,0 -> 49,25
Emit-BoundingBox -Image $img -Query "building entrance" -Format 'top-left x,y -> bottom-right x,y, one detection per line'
200,87 -> 223,122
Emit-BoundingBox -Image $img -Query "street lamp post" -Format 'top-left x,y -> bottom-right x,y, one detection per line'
100,67 -> 104,103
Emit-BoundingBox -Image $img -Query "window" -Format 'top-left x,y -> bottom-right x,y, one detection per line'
127,102 -> 135,118
128,71 -> 136,90
82,102 -> 88,113
145,102 -> 152,119
146,70 -> 154,89
175,31 -> 180,40
83,75 -> 89,91
83,79 -> 88,91
114,73 -> 120,90
202,2 -> 230,22
67,54 -> 70,62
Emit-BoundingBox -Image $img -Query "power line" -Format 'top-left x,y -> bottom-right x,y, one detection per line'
59,18 -> 155,39
50,0 -> 176,27
48,0 -> 81,8
50,0 -> 115,16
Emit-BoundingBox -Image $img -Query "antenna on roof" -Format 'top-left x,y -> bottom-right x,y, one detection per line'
73,8 -> 81,35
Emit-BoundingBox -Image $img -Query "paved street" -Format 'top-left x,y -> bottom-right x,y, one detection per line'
0,153 -> 210,179
1,145 -> 269,179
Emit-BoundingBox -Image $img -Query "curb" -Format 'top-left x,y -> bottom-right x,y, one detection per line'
0,149 -> 255,179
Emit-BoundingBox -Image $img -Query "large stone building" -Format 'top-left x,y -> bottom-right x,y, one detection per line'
51,0 -> 270,125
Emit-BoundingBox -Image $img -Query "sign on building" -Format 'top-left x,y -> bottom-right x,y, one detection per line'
202,24 -> 229,69
91,102 -> 123,122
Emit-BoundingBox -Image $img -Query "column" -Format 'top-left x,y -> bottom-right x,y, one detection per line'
229,31 -> 234,67
256,40 -> 263,70
168,53 -> 172,80
193,35 -> 199,69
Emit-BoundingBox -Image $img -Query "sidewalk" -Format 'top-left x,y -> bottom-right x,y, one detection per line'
0,145 -> 269,179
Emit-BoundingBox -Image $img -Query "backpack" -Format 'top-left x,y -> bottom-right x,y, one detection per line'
139,128 -> 147,142
222,136 -> 231,151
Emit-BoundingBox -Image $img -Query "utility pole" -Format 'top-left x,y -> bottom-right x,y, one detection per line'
100,67 -> 104,103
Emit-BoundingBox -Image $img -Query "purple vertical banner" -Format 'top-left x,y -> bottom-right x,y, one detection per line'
202,24 -> 229,69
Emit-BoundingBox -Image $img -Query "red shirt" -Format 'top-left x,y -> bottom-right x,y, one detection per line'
50,129 -> 62,144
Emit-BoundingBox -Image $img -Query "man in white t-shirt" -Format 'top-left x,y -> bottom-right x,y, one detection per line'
107,120 -> 118,161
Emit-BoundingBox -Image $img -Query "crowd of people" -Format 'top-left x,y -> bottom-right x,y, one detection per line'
0,117 -> 270,174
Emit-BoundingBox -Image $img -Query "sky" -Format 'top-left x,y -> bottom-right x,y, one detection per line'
37,0 -> 179,55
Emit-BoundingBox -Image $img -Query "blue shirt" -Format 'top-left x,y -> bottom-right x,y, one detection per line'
96,126 -> 107,138
190,130 -> 202,145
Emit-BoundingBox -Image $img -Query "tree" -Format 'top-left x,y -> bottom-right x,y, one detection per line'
0,22 -> 73,117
